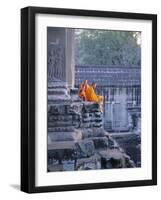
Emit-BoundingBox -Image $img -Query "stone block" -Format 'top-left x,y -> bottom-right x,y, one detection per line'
93,137 -> 109,150
48,147 -> 77,163
48,121 -> 74,127
81,128 -> 106,139
76,139 -> 95,158
76,154 -> 101,170
98,149 -> 126,169
48,126 -> 75,132
48,130 -> 82,142
48,114 -> 73,122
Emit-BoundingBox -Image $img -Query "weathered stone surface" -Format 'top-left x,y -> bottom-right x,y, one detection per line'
98,150 -> 126,169
81,128 -> 105,139
48,114 -> 73,121
76,155 -> 101,170
48,126 -> 75,132
48,160 -> 75,172
98,149 -> 135,169
48,130 -> 82,142
48,94 -> 104,131
112,133 -> 141,167
48,141 -> 76,150
80,102 -> 103,129
48,88 -> 68,95
48,79 -> 71,104
93,137 -> 109,150
48,148 -> 76,163
76,139 -> 95,158
70,88 -> 82,102
47,82 -> 136,172
48,164 -> 64,172
107,136 -> 119,149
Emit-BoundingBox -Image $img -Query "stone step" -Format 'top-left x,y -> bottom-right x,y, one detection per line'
48,126 -> 75,132
48,121 -> 75,127
48,79 -> 67,88
48,141 -> 76,150
48,88 -> 68,95
81,128 -> 106,138
48,130 -> 82,142
48,114 -> 73,121
48,95 -> 71,102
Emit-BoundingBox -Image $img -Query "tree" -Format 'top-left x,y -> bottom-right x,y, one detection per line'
75,29 -> 141,66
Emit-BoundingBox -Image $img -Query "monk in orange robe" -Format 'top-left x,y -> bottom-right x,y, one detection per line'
78,80 -> 87,101
85,82 -> 104,104
78,80 -> 103,104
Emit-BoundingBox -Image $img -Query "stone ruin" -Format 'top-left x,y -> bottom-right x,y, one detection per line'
47,27 -> 136,171
47,79 -> 135,172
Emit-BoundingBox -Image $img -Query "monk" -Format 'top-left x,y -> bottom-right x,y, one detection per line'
85,82 -> 104,104
78,80 -> 87,101
78,80 -> 103,104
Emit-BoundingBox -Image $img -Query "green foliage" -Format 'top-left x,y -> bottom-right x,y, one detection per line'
75,29 -> 141,66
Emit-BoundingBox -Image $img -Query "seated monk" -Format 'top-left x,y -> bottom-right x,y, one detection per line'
85,82 -> 104,104
78,80 -> 103,104
78,80 -> 87,101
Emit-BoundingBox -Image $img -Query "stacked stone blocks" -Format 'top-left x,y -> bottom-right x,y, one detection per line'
47,83 -> 135,171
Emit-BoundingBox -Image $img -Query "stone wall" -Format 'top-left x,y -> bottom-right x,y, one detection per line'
47,84 -> 135,172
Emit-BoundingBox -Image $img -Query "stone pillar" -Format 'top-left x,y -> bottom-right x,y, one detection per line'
47,27 -> 75,88
65,29 -> 75,89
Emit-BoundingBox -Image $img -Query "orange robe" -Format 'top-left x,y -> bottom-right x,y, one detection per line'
78,82 -> 103,104
78,83 -> 86,101
85,85 -> 103,103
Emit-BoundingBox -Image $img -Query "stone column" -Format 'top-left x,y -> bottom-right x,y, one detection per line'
65,29 -> 75,89
47,27 -> 75,88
